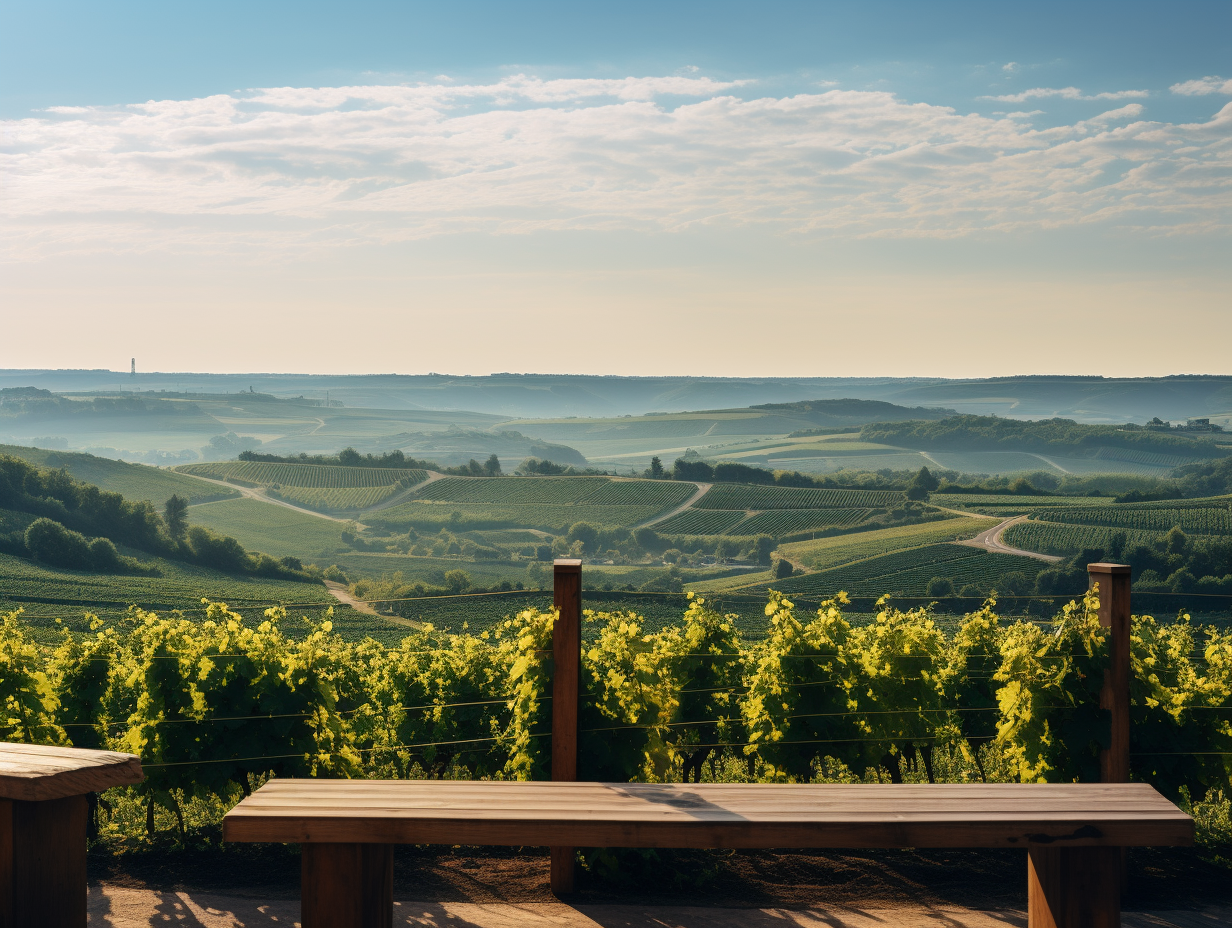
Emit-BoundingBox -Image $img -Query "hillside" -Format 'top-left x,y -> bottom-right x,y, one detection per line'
861,416 -> 1227,463
6,371 -> 1232,423
0,444 -> 237,505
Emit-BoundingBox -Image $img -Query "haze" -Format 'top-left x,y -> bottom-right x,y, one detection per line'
2,0 -> 1229,377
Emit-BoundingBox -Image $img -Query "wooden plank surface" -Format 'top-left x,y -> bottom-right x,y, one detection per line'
223,781 -> 1193,849
0,743 -> 144,801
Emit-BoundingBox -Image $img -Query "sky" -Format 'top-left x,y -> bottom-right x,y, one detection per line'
1,0 -> 1229,378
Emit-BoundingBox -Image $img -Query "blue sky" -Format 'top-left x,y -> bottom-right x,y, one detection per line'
1,1 -> 1229,376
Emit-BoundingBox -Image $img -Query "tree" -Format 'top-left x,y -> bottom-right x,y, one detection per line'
566,522 -> 600,554
483,454 -> 502,477
925,577 -> 955,597
444,569 -> 472,593
774,558 -> 794,579
752,535 -> 775,566
648,456 -> 665,478
164,495 -> 189,543
25,518 -> 90,568
906,466 -> 939,501
338,447 -> 362,466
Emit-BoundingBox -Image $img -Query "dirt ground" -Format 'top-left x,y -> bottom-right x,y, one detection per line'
87,844 -> 1232,926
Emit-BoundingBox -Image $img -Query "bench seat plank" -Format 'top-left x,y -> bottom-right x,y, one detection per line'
223,781 -> 1192,849
0,743 -> 144,801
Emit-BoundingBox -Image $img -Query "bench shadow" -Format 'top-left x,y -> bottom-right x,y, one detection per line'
603,784 -> 749,821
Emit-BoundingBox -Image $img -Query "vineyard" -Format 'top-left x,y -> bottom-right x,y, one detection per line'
779,517 -> 990,572
372,477 -> 694,533
267,484 -> 411,511
930,494 -> 1116,517
768,544 -> 1042,597
0,552 -> 334,638
694,485 -> 903,510
414,476 -> 693,508
2,591 -> 1227,844
1045,506 -> 1232,534
733,508 -> 870,537
654,509 -> 750,535
1002,521 -> 1164,558
178,462 -> 426,490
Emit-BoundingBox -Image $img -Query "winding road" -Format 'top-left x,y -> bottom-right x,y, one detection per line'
956,515 -> 1061,563
636,482 -> 712,529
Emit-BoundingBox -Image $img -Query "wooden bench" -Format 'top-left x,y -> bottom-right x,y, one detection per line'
223,778 -> 1192,928
0,742 -> 144,928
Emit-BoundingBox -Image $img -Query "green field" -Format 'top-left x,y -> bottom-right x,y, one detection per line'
653,509 -> 750,535
0,551 -> 341,638
777,516 -> 992,572
186,498 -> 352,558
694,485 -> 902,510
371,476 -> 693,532
1002,520 -> 1178,557
765,543 -> 1043,597
1042,506 -> 1232,534
1,444 -> 237,505
178,461 -> 426,489
931,493 -> 1117,516
731,508 -> 870,536
268,484 -> 413,511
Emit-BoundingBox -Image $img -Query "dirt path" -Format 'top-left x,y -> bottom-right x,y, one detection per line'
1030,453 -> 1071,474
636,483 -> 711,529
956,515 -> 1062,563
361,470 -> 447,513
324,581 -> 423,628
180,473 -> 365,527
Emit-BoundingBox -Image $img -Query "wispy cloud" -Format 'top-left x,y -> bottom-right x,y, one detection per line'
983,86 -> 1149,103
2,75 -> 1229,259
1171,76 -> 1232,95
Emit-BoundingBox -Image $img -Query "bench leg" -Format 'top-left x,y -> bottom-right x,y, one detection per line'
1028,846 -> 1121,928
301,842 -> 392,928
550,846 -> 574,894
0,795 -> 89,928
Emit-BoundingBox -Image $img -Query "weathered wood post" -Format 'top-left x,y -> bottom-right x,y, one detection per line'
1089,562 -> 1132,784
1027,563 -> 1132,928
550,558 -> 582,894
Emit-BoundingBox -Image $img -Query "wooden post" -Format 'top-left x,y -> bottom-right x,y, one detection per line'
301,843 -> 392,928
1088,563 -> 1131,783
0,794 -> 89,928
1027,846 -> 1121,928
550,558 -> 582,894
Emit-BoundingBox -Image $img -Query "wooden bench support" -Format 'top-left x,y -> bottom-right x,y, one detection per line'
1028,846 -> 1120,928
0,795 -> 88,928
301,842 -> 393,928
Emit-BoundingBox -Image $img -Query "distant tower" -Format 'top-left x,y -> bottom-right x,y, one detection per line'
130,358 -> 136,377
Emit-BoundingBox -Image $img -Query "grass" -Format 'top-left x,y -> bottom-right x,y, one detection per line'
776,516 -> 992,572
0,444 -> 237,505
186,498 -> 352,558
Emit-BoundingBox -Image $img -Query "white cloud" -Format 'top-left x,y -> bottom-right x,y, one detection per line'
1171,76 -> 1232,95
983,86 -> 1150,103
2,75 -> 1228,258
1002,62 -> 1018,73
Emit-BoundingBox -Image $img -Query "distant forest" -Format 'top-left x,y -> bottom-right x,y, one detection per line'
861,415 -> 1228,459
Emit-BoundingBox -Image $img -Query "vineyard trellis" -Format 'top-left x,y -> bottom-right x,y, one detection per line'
0,563 -> 1229,847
